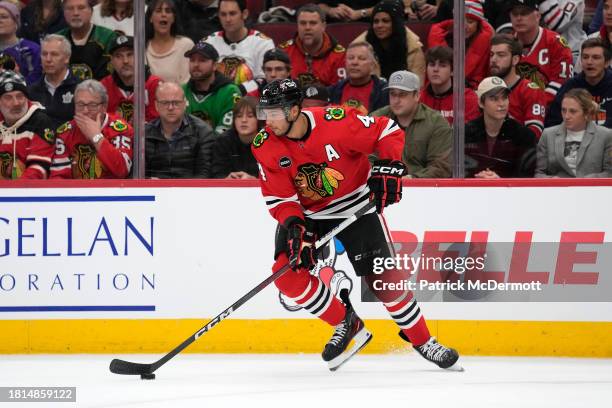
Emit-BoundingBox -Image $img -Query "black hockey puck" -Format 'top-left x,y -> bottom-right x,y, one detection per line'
140,373 -> 156,380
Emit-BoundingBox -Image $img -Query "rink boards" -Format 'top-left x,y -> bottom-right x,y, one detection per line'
0,179 -> 611,356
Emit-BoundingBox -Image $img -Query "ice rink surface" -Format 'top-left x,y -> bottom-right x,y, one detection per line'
1,354 -> 611,408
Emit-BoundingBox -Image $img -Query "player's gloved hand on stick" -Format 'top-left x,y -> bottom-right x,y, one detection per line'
368,159 -> 406,213
285,217 -> 317,270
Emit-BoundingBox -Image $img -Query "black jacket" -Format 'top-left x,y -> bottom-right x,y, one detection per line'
18,3 -> 67,44
145,114 -> 215,178
28,71 -> 79,129
464,116 -> 537,178
211,128 -> 259,179
328,76 -> 389,114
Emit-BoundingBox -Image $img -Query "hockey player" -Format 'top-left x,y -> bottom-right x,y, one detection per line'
202,0 -> 274,88
510,0 -> 573,105
100,35 -> 161,123
489,35 -> 546,138
0,70 -> 55,179
253,78 -> 460,371
51,79 -> 133,179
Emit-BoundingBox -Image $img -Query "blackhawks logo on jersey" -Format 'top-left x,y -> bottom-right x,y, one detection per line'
295,162 -> 345,201
516,62 -> 546,91
253,130 -> 269,148
0,152 -> 23,179
74,144 -> 103,179
57,122 -> 72,134
42,128 -> 55,144
118,101 -> 134,122
110,120 -> 128,132
324,107 -> 346,121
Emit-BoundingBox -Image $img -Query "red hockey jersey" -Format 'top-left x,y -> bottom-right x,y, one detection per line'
515,27 -> 573,104
279,33 -> 346,87
251,106 -> 404,225
508,78 -> 546,139
100,74 -> 161,123
0,104 -> 55,180
419,85 -> 480,125
50,113 -> 133,179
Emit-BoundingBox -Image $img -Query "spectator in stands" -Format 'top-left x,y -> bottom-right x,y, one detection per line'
101,35 -> 161,123
576,0 -> 612,72
246,47 -> 291,98
407,0 -> 439,21
92,0 -> 135,36
28,34 -> 79,128
428,0 -> 493,89
203,0 -> 274,90
536,88 -> 612,177
546,38 -> 612,129
302,82 -> 331,107
279,3 -> 346,87
588,0 -> 604,34
51,79 -> 133,179
328,41 -> 388,113
352,0 -> 425,82
317,0 -> 410,22
489,35 -> 546,138
145,81 -> 214,178
538,0 -> 587,62
0,70 -> 55,179
177,0 -> 221,43
435,0 -> 511,31
18,0 -> 67,44
420,46 -> 480,125
58,0 -> 118,81
465,76 -> 536,178
183,41 -> 241,134
145,0 -> 194,84
211,95 -> 259,179
371,70 -> 452,178
509,0 -> 573,105
0,1 -> 42,85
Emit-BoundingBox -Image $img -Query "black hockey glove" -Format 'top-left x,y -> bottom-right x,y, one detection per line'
285,217 -> 317,270
367,159 -> 406,213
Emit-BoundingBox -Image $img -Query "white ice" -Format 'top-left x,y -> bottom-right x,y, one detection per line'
1,354 -> 611,408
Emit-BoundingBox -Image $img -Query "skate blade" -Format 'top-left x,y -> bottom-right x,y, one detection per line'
444,363 -> 465,372
327,328 -> 373,372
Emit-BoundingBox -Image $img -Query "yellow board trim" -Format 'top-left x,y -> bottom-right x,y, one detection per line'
1,319 -> 611,357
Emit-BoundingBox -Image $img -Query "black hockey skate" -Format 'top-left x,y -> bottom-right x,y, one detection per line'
322,304 -> 372,371
400,331 -> 463,371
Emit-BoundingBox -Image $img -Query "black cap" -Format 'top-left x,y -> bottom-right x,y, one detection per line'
302,83 -> 329,103
263,48 -> 290,65
109,35 -> 134,55
184,41 -> 219,61
509,0 -> 540,11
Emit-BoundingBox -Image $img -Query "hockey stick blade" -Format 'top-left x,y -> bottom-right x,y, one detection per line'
109,359 -> 153,375
109,201 -> 376,376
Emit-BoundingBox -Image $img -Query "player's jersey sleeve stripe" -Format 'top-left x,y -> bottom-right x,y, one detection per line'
378,119 -> 400,141
264,194 -> 300,209
525,119 -> 544,130
26,154 -> 52,163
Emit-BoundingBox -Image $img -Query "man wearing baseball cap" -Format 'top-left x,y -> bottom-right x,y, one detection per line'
100,35 -> 162,123
0,70 -> 56,179
182,41 -> 242,134
509,0 -> 573,105
244,48 -> 291,98
371,70 -> 452,178
464,76 -> 536,178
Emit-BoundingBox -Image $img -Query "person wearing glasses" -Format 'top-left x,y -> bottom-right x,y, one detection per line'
50,79 -> 133,179
145,81 -> 215,178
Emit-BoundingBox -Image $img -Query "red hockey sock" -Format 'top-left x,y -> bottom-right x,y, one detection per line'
273,254 -> 345,326
384,295 -> 431,346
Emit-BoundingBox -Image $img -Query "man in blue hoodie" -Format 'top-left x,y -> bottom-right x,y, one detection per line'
545,38 -> 612,129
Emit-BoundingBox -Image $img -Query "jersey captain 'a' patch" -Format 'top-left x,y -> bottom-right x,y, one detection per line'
295,162 -> 344,201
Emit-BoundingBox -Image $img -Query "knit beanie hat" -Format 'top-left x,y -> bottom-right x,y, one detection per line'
372,0 -> 405,24
0,1 -> 20,29
0,70 -> 28,97
465,0 -> 486,22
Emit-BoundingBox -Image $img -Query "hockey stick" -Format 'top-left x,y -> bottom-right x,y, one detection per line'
109,200 -> 376,377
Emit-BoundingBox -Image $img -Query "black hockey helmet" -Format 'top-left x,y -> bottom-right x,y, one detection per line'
259,78 -> 303,109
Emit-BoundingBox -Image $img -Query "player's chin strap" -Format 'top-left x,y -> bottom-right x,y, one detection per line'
279,105 -> 300,136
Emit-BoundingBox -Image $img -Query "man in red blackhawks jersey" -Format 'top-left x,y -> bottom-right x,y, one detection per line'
510,0 -> 574,105
101,35 -> 161,123
252,78 -> 460,371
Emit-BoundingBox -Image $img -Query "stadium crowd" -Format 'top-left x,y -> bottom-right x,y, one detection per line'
0,0 -> 610,180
